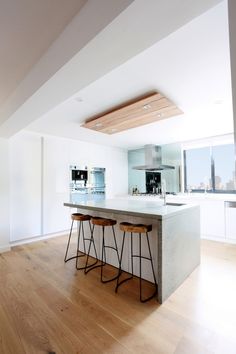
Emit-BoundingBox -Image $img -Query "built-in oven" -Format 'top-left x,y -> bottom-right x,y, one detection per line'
70,166 -> 88,192
90,167 -> 105,194
69,165 -> 106,200
71,169 -> 88,183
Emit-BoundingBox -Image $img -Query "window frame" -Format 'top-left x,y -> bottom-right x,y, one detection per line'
184,144 -> 236,194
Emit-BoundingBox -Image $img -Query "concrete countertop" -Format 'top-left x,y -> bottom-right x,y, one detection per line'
117,193 -> 236,202
64,198 -> 198,220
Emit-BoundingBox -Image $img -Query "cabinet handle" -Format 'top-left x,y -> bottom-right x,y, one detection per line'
225,201 -> 236,208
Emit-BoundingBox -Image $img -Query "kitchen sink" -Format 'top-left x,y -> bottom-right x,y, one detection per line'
166,202 -> 185,206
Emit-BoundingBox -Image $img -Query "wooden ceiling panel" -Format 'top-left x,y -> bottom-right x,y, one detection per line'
82,92 -> 183,134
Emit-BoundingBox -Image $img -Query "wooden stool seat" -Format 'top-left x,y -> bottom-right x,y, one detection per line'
91,217 -> 117,227
71,213 -> 91,222
120,222 -> 152,233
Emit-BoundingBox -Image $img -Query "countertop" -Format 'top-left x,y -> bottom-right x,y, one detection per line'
117,193 -> 236,202
64,198 -> 198,220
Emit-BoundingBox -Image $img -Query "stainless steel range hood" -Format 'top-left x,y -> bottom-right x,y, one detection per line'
133,145 -> 175,171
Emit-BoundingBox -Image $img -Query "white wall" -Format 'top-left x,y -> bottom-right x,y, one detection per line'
9,131 -> 128,241
228,0 -> 236,170
0,138 -> 10,252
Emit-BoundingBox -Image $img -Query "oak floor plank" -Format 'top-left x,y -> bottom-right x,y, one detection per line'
0,304 -> 26,354
0,236 -> 236,353
0,283 -> 62,354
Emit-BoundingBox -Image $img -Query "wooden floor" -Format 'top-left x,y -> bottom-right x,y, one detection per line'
0,236 -> 236,354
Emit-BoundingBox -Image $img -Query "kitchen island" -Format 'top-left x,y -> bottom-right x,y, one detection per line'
64,199 -> 200,303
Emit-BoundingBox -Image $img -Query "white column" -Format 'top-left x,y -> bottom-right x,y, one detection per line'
0,138 -> 10,252
228,0 -> 236,172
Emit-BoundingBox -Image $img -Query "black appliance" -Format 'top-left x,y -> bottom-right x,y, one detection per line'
146,171 -> 161,194
71,169 -> 88,182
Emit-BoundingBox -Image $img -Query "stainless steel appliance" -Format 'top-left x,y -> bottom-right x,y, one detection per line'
70,165 -> 106,202
90,167 -> 106,194
70,166 -> 88,192
133,145 -> 175,171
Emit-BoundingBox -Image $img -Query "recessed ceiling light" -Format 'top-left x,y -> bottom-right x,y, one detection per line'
94,123 -> 103,128
214,100 -> 223,105
143,104 -> 151,110
75,97 -> 83,102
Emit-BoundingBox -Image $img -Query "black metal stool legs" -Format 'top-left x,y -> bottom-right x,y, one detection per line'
115,231 -> 133,292
85,225 -> 120,283
64,219 -> 75,262
64,218 -> 98,271
139,232 -> 158,303
100,225 -> 120,283
76,220 -> 98,271
116,230 -> 158,302
84,223 -> 104,274
64,219 -> 86,263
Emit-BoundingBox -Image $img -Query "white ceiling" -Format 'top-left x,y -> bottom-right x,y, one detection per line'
0,0 -> 86,106
28,1 -> 232,149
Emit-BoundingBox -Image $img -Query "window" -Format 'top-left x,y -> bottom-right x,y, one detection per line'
212,144 -> 235,192
184,144 -> 236,193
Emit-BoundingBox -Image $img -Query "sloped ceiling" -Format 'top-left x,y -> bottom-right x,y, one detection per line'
27,1 -> 232,148
0,0 -> 223,138
0,0 -> 86,106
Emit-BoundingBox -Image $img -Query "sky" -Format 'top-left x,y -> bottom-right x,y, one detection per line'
186,144 -> 235,188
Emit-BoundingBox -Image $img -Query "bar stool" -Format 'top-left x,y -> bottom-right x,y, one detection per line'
64,213 -> 98,271
115,222 -> 157,302
85,216 -> 120,283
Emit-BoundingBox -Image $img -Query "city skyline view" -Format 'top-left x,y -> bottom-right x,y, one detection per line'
185,144 -> 236,191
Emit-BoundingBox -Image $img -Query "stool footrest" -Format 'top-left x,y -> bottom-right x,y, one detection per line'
76,257 -> 98,271
132,255 -> 152,261
64,253 -> 86,263
84,261 -> 106,274
115,273 -> 133,292
104,245 -> 119,252
101,272 -> 120,284
140,286 -> 158,303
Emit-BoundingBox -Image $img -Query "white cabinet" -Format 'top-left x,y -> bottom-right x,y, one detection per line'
199,200 -> 225,240
9,132 -> 41,241
0,138 -> 10,250
225,201 -> 236,240
43,136 -> 71,234
167,196 -> 226,240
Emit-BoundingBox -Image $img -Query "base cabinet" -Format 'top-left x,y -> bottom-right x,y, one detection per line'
172,197 -> 236,242
200,200 -> 225,240
225,202 -> 236,241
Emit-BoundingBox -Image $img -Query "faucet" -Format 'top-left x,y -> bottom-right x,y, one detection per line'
161,189 -> 166,205
161,179 -> 167,206
163,190 -> 166,205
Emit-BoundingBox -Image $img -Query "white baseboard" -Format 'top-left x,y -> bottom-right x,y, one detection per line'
201,235 -> 236,244
10,230 -> 69,247
0,244 -> 11,253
